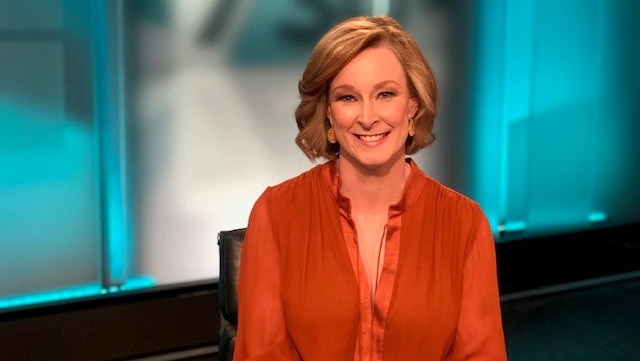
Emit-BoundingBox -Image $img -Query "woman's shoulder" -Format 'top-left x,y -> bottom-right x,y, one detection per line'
261,161 -> 330,202
430,177 -> 477,204
415,174 -> 491,242
417,170 -> 484,219
249,162 -> 331,233
406,158 -> 478,211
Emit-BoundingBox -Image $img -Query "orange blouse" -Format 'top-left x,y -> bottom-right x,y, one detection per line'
233,158 -> 507,361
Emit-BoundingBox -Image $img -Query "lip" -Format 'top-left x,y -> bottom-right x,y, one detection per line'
354,131 -> 390,145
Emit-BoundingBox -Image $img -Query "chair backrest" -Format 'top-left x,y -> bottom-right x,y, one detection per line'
217,228 -> 246,361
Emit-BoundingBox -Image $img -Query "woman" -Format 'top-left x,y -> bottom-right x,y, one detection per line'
233,15 -> 507,361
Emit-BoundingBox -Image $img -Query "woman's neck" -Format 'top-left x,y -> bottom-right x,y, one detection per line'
337,156 -> 410,210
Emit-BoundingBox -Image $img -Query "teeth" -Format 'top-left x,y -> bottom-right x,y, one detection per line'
358,133 -> 386,141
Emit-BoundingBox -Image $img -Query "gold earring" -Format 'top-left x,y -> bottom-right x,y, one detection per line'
327,127 -> 337,144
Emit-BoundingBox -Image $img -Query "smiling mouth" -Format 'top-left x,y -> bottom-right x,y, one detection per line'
356,132 -> 389,142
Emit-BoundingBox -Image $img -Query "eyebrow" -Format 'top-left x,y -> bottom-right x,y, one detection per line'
330,80 -> 401,94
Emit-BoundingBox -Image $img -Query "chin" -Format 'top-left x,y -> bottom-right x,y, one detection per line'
353,156 -> 398,170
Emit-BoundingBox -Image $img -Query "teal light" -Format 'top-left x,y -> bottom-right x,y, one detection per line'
0,277 -> 155,310
92,0 -> 130,285
0,1 -> 137,311
499,220 -> 527,234
0,285 -> 102,309
588,211 -> 608,224
470,0 -> 640,241
469,0 -> 507,236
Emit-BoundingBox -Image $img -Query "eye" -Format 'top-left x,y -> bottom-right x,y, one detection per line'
378,91 -> 396,99
337,94 -> 356,102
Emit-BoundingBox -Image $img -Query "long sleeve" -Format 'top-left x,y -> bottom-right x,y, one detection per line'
233,191 -> 301,361
448,209 -> 508,360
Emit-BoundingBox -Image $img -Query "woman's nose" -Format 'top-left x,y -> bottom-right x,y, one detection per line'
358,101 -> 378,130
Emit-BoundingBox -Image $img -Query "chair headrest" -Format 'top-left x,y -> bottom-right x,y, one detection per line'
217,228 -> 246,324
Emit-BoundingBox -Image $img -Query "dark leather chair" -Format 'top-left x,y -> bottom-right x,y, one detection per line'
217,228 -> 246,361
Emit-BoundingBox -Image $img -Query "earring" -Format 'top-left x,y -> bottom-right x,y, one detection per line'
327,127 -> 337,144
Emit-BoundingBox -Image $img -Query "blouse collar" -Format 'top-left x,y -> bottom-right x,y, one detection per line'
321,157 -> 427,219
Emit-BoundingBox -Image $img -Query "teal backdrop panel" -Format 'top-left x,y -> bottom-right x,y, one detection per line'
471,0 -> 640,241
0,0 -> 101,300
0,0 -> 152,310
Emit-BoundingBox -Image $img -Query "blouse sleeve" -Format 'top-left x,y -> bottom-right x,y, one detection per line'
233,190 -> 301,361
449,208 -> 508,360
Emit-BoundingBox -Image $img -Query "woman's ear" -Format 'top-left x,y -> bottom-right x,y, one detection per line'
408,117 -> 415,137
409,98 -> 419,119
408,99 -> 418,137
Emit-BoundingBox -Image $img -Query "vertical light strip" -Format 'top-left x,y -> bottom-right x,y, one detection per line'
469,0 -> 507,237
497,0 -> 513,232
586,0 -> 606,224
93,0 -> 129,287
497,0 -> 535,236
114,0 -> 131,277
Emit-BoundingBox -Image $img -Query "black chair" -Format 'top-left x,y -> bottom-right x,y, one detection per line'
217,228 -> 246,361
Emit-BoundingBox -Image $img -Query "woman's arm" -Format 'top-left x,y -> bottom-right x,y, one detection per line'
449,208 -> 508,360
233,191 -> 301,361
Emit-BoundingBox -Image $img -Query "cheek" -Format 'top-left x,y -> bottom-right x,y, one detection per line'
330,106 -> 358,127
380,104 -> 410,123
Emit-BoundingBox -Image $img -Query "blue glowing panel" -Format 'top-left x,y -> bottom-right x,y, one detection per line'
0,41 -> 100,297
469,0 -> 507,235
472,0 -> 640,241
0,0 -> 141,308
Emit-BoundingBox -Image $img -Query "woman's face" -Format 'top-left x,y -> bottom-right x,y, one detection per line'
327,45 -> 418,172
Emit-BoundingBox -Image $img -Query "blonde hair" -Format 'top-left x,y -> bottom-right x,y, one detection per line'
295,15 -> 438,162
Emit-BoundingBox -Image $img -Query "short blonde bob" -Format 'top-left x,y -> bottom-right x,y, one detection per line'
295,15 -> 438,162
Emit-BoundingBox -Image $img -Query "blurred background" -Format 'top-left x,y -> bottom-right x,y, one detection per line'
0,0 -> 638,311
